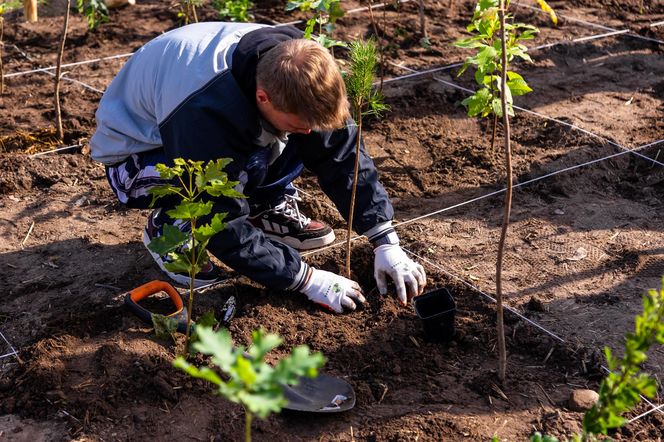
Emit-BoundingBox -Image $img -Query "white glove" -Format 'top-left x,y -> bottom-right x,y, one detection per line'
300,268 -> 366,313
374,244 -> 427,306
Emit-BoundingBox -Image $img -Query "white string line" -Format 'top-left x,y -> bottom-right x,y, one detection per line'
380,27 -> 647,86
4,0 -> 417,79
5,52 -> 134,78
37,69 -> 105,94
387,59 -> 664,168
598,365 -> 664,420
280,0 -> 414,26
651,21 -> 664,28
404,248 -> 566,342
407,248 -> 664,419
29,143 -> 83,158
0,331 -> 19,360
629,402 -> 664,423
301,135 -> 664,255
428,73 -> 664,169
534,29 -> 630,50
517,1 -> 664,45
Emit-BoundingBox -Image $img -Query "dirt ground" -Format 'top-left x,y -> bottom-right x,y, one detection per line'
1,0 -> 663,441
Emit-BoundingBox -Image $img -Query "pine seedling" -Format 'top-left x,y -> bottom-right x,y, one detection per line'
454,0 -> 555,382
148,158 -> 244,353
343,39 -> 388,278
174,327 -> 325,442
582,278 -> 664,436
285,0 -> 345,49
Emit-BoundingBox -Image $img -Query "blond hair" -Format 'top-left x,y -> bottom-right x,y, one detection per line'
256,39 -> 350,131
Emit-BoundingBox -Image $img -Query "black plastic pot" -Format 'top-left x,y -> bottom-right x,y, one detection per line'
413,288 -> 456,342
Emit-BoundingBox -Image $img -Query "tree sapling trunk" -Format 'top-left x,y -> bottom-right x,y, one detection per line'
0,17 -> 4,95
495,0 -> 510,383
343,40 -> 383,278
54,0 -> 71,141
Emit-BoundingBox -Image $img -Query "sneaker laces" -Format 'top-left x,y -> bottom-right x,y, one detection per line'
273,194 -> 310,229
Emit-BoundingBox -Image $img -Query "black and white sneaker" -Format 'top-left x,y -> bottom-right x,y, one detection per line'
142,209 -> 223,287
248,194 -> 335,251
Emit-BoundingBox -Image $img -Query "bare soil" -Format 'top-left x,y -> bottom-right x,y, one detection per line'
1,0 -> 663,441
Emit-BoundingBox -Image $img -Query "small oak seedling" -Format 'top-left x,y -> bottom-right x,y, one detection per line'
77,0 -> 109,30
285,0 -> 345,49
174,327 -> 325,442
148,158 -> 244,352
583,278 -> 664,437
212,0 -> 253,22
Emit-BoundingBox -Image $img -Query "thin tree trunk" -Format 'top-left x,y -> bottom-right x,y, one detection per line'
54,0 -> 71,141
366,0 -> 384,90
496,0 -> 511,383
0,18 -> 4,95
418,0 -> 427,39
380,3 -> 387,91
244,410 -> 253,442
24,0 -> 38,22
184,220 -> 197,355
346,111 -> 362,278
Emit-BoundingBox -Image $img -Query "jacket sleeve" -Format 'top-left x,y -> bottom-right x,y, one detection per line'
158,73 -> 308,291
292,121 -> 395,235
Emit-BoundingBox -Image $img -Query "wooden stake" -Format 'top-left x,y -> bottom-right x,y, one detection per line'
23,0 -> 38,22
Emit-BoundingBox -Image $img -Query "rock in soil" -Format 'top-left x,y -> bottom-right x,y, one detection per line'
568,389 -> 599,411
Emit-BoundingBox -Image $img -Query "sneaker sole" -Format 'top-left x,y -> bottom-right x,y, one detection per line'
265,230 -> 336,251
142,229 -> 221,288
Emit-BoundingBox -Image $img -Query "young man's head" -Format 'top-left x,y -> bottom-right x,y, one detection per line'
256,39 -> 350,134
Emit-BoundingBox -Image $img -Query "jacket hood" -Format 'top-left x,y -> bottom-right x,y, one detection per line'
231,25 -> 304,102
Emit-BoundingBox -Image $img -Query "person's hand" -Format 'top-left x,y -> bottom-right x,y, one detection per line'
374,244 -> 427,306
300,268 -> 366,313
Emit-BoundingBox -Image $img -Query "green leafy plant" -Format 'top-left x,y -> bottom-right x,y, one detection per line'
343,39 -> 388,278
285,0 -> 345,49
0,0 -> 22,94
177,0 -> 204,25
212,0 -> 253,22
148,158 -> 244,352
76,0 -> 108,30
174,327 -> 325,442
529,432 -> 563,442
454,0 -> 555,382
583,278 -> 664,436
527,280 -> 664,441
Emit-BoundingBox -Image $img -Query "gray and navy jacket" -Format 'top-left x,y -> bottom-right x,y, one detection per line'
90,22 -> 396,291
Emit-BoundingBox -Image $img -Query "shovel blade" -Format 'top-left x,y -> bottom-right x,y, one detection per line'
283,374 -> 355,413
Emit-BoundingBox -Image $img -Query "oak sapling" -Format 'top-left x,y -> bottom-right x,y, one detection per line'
285,0 -> 346,49
212,0 -> 254,22
343,39 -> 388,278
454,0 -> 555,382
527,279 -> 664,441
583,278 -> 664,437
174,327 -> 325,442
76,0 -> 109,30
147,158 -> 245,353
